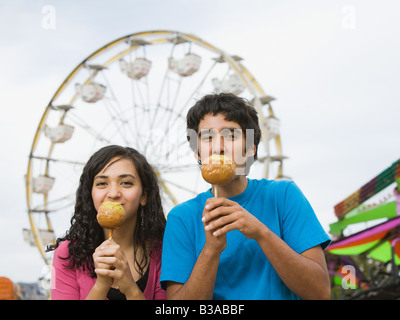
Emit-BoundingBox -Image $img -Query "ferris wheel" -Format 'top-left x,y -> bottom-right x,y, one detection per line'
25,30 -> 287,265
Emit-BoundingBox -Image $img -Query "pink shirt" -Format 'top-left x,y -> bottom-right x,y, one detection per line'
51,240 -> 166,300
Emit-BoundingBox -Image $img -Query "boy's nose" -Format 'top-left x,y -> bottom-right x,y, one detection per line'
212,135 -> 225,155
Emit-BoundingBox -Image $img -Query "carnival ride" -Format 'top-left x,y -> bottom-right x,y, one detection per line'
25,30 -> 287,266
326,159 -> 400,299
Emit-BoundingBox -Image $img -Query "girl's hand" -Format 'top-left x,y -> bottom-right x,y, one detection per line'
94,239 -> 144,299
92,240 -> 114,290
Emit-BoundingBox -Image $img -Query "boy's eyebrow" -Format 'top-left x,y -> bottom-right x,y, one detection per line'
198,129 -> 212,137
198,128 -> 242,136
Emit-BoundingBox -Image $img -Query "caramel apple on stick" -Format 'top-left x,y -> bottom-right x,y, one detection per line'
97,201 -> 126,239
201,155 -> 236,197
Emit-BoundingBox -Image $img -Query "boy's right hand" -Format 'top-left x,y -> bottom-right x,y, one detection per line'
202,198 -> 227,254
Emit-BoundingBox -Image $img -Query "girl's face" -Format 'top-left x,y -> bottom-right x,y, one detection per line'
91,157 -> 147,222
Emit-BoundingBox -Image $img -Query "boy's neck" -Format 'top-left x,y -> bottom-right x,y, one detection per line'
212,175 -> 248,198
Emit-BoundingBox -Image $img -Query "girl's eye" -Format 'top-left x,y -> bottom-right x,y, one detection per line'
121,180 -> 134,186
95,181 -> 107,187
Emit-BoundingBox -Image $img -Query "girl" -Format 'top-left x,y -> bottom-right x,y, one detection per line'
49,145 -> 166,300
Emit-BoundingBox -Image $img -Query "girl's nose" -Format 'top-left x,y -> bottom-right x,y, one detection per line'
106,183 -> 121,200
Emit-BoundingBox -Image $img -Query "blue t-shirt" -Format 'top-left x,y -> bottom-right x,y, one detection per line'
160,179 -> 331,299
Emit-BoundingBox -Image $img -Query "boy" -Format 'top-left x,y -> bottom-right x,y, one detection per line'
160,93 -> 331,299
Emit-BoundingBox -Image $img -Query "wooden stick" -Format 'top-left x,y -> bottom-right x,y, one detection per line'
109,229 -> 113,239
214,185 -> 218,198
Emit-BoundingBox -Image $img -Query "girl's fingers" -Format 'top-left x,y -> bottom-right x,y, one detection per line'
96,243 -> 124,259
96,256 -> 118,265
95,268 -> 117,278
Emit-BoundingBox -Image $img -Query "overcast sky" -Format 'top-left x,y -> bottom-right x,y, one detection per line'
1,0 -> 399,283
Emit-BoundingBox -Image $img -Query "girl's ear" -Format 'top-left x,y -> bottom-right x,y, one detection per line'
140,192 -> 147,207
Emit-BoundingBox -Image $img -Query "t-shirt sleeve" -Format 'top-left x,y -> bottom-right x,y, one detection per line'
51,241 -> 80,300
160,205 -> 198,290
281,182 -> 331,254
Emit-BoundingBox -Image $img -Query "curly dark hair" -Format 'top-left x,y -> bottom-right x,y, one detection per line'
186,92 -> 261,173
47,145 -> 166,277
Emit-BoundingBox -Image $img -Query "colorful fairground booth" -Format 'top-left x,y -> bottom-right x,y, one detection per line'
326,159 -> 400,299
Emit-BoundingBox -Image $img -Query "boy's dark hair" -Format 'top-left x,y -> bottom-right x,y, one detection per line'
186,93 -> 262,170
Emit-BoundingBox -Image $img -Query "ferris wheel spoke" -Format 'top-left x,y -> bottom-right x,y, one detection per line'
148,107 -> 186,154
149,80 -> 169,136
170,138 -> 191,160
151,61 -> 218,153
156,163 -> 199,173
30,154 -> 86,166
133,78 -> 148,110
101,71 -> 137,120
152,47 -> 184,130
100,71 -> 141,145
132,79 -> 153,150
101,99 -> 132,145
158,177 -> 199,196
175,59 -> 218,119
68,111 -> 111,144
150,137 -> 189,166
31,192 -> 75,214
149,79 -> 183,154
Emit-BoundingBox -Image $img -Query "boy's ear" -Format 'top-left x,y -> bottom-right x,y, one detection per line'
246,144 -> 256,157
194,151 -> 201,163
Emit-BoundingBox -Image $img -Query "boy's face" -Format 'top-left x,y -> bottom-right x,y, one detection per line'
196,113 -> 255,172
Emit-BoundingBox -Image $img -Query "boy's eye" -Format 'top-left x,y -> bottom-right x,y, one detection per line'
221,128 -> 241,140
199,129 -> 242,142
200,130 -> 214,141
201,134 -> 212,141
224,133 -> 235,140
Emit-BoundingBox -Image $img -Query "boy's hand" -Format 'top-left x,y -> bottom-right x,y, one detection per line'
202,197 -> 263,240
